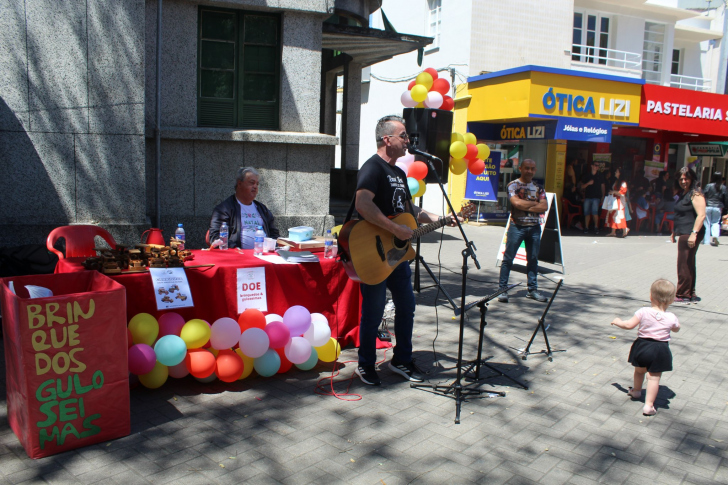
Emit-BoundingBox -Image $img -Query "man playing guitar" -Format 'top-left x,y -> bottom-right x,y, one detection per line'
353,115 -> 461,386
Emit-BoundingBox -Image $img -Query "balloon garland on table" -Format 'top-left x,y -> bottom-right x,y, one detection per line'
401,67 -> 454,111
126,307 -> 339,389
448,131 -> 491,176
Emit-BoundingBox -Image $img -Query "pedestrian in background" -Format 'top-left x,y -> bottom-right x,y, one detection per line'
672,167 -> 706,304
702,172 -> 726,246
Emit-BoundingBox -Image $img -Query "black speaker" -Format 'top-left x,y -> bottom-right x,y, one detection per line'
403,108 -> 453,184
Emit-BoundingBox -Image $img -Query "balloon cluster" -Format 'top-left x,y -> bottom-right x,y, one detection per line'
449,132 -> 491,176
401,68 -> 454,111
126,307 -> 341,389
394,154 -> 429,199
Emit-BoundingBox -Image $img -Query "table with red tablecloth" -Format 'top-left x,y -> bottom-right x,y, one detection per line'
56,250 -> 364,348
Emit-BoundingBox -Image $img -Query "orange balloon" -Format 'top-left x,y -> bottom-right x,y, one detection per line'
424,67 -> 438,81
215,349 -> 245,383
408,161 -> 429,180
464,144 -> 479,161
238,308 -> 266,333
468,159 -> 485,175
431,78 -> 450,95
275,348 -> 293,373
407,79 -> 416,90
185,348 -> 216,378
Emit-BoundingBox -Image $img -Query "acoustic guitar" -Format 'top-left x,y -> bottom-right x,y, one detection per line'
338,203 -> 476,285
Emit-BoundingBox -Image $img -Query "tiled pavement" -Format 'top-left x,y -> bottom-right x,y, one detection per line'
1,225 -> 727,484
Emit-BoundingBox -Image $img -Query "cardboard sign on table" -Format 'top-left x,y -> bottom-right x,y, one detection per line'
237,267 -> 267,313
149,267 -> 194,310
0,272 -> 130,459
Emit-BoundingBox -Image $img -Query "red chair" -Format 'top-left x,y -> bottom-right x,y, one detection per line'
561,197 -> 583,229
632,202 -> 651,233
658,212 -> 674,233
46,225 -> 117,259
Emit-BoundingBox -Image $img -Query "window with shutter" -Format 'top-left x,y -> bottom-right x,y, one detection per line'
198,8 -> 280,129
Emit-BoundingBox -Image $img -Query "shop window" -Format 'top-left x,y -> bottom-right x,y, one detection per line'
198,7 -> 281,129
572,12 -> 610,65
642,22 -> 665,85
427,0 -> 441,50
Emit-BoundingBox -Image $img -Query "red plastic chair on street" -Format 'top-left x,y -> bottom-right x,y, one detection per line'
46,225 -> 117,260
632,202 -> 651,233
658,212 -> 674,234
561,198 -> 583,230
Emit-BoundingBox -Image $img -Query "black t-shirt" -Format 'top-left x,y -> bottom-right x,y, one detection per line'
581,171 -> 603,199
356,154 -> 411,218
673,190 -> 704,236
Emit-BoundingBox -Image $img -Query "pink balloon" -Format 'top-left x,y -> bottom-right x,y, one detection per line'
424,91 -> 444,109
158,312 -> 185,337
401,90 -> 417,108
239,328 -> 269,358
128,344 -> 156,375
265,320 -> 291,349
210,317 -> 241,350
284,337 -> 313,365
283,305 -> 312,336
168,361 -> 190,378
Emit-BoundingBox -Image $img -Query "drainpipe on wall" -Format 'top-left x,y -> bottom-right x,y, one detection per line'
155,0 -> 163,228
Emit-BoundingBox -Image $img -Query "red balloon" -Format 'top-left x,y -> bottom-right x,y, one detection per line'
408,79 -> 416,90
441,96 -> 454,111
464,144 -> 479,161
238,308 -> 266,333
275,348 -> 293,373
215,349 -> 245,382
408,161 -> 429,180
468,159 -> 485,175
185,348 -> 216,378
432,78 -> 450,96
424,67 -> 438,81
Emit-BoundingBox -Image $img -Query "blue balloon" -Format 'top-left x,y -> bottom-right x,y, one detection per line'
407,177 -> 419,196
154,335 -> 187,367
254,349 -> 281,377
294,347 -> 318,371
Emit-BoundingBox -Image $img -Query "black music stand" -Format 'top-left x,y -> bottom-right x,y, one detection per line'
519,279 -> 566,361
461,284 -> 528,390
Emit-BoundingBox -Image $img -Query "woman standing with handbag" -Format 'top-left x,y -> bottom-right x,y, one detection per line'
672,167 -> 706,304
605,167 -> 630,237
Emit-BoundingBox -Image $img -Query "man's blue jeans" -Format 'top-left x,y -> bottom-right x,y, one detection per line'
358,262 -> 415,366
704,206 -> 722,244
499,223 -> 541,292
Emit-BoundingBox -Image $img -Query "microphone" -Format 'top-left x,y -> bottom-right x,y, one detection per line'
408,145 -> 441,162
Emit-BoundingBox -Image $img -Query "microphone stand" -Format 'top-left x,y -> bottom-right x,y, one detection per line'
407,144 -> 485,424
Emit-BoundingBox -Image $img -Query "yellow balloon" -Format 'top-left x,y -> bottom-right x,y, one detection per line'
477,144 -> 491,160
416,72 -> 434,91
450,141 -> 467,159
450,158 -> 467,175
413,180 -> 426,198
463,132 -> 477,145
180,319 -> 211,349
128,313 -> 159,346
411,84 -> 428,103
139,361 -> 168,389
415,102 -> 425,108
315,338 -> 341,363
451,132 -> 464,144
235,348 -> 256,379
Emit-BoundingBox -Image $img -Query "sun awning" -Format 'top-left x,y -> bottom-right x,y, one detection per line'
322,23 -> 433,68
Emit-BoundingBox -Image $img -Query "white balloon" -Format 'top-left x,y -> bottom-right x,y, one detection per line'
399,153 -> 415,164
239,328 -> 270,358
424,91 -> 443,109
210,317 -> 241,350
265,313 -> 283,323
401,90 -> 417,108
304,319 -> 331,347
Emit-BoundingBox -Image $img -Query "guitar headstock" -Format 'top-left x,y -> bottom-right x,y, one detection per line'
459,202 -> 477,220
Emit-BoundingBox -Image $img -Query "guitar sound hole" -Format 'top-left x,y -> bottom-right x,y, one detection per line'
392,237 -> 407,249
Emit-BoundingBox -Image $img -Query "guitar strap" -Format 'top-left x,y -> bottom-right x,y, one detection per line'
344,193 -> 357,224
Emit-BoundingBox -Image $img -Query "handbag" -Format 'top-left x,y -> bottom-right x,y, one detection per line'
602,195 -> 619,211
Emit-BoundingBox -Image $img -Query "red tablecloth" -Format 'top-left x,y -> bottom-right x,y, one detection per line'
56,250 -> 365,348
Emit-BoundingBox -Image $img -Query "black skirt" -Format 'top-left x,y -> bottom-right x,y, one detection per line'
628,338 -> 673,373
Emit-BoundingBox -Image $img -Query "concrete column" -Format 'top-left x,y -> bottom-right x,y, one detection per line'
343,61 -> 362,171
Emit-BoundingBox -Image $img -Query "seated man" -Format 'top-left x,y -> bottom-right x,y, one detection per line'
208,167 -> 280,248
654,186 -> 678,232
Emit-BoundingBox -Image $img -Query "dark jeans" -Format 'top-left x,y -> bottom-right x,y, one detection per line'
676,230 -> 704,298
499,223 -> 541,292
358,262 -> 415,366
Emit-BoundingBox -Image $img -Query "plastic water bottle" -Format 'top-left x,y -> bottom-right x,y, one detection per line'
175,224 -> 185,250
324,229 -> 335,259
254,226 -> 265,256
219,222 -> 229,250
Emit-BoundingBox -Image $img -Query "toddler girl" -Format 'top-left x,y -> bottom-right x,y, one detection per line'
611,279 -> 680,416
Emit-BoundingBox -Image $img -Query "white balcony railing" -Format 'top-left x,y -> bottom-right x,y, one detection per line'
670,74 -> 711,92
571,44 -> 642,70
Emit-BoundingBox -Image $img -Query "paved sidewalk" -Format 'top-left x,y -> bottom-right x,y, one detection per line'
1,225 -> 727,484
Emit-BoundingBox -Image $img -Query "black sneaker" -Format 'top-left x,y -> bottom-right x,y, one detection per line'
594,228 -> 600,235
355,365 -> 381,386
388,359 -> 424,382
498,290 -> 509,303
526,290 -> 548,302
691,296 -> 701,304
583,227 -> 589,234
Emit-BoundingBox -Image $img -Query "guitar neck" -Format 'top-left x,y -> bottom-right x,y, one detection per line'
410,216 -> 451,240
